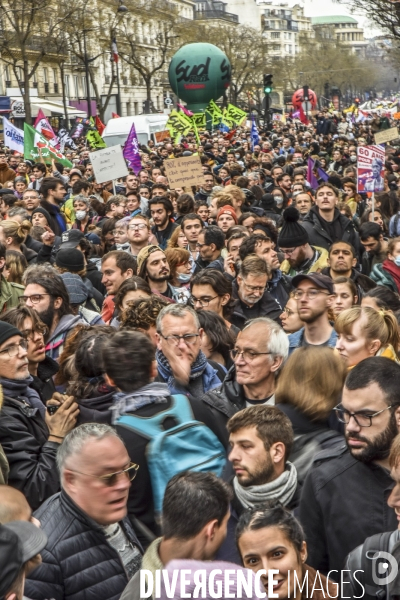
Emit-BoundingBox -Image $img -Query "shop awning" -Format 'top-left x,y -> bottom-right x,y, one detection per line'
11,97 -> 87,117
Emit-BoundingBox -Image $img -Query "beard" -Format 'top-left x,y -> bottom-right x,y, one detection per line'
236,455 -> 275,487
346,412 -> 398,463
36,301 -> 55,337
148,270 -> 171,283
369,242 -> 382,257
289,247 -> 306,268
299,305 -> 326,324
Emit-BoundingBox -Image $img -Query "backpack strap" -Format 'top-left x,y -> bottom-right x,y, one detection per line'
116,394 -> 193,439
362,531 -> 393,598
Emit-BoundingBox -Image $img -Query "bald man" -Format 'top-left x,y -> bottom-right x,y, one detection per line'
0,484 -> 40,526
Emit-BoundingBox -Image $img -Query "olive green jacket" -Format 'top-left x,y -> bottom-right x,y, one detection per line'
0,276 -> 24,313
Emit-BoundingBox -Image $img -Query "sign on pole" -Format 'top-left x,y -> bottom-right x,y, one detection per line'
164,155 -> 205,189
374,127 -> 399,144
357,145 -> 385,193
89,145 -> 128,184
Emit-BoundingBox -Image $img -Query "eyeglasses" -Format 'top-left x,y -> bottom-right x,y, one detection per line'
69,462 -> 139,486
0,339 -> 28,357
159,333 -> 199,346
282,307 -> 295,316
20,294 -> 51,304
20,324 -> 48,339
334,404 -> 392,428
230,349 -> 272,363
281,248 -> 296,256
190,295 -> 218,307
242,282 -> 266,293
128,223 -> 148,231
293,289 -> 329,300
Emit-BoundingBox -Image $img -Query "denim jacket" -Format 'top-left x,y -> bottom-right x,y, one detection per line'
288,327 -> 338,355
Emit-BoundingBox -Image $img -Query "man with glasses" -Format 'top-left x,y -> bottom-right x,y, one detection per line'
0,320 -> 78,510
102,329 -> 226,538
202,318 -> 289,436
231,255 -> 282,330
26,423 -> 143,600
299,357 -> 400,575
288,272 -> 337,354
125,215 -> 150,258
21,268 -> 85,361
22,188 -> 41,216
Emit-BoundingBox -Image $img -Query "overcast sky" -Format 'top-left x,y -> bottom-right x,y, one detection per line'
286,0 -> 381,37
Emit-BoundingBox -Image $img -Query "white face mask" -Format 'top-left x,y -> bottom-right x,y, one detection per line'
75,210 -> 87,221
395,256 -> 400,268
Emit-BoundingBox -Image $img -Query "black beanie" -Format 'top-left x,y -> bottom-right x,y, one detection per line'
55,248 -> 85,272
31,207 -> 52,226
260,194 -> 275,211
278,206 -> 309,248
0,321 -> 22,347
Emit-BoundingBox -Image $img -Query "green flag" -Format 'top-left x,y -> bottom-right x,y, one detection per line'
24,123 -> 73,167
86,129 -> 106,149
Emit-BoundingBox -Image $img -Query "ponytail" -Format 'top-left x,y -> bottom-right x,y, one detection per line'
381,310 -> 400,353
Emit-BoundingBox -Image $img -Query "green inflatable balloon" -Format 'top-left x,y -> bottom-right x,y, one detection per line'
168,43 -> 231,112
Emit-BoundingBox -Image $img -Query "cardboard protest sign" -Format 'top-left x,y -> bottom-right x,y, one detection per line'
89,145 -> 128,184
374,127 -> 399,144
393,112 -> 400,120
164,155 -> 204,188
155,130 -> 170,143
357,145 -> 385,193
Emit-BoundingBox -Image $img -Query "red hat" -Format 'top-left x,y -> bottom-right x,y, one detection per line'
217,205 -> 238,224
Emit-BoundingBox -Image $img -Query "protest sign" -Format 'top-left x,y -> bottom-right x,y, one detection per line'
89,145 -> 128,184
393,112 -> 400,120
374,127 -> 399,144
155,130 -> 170,143
164,155 -> 204,188
357,145 -> 385,193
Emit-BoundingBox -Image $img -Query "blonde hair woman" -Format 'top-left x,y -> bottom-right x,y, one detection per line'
335,306 -> 400,368
1,219 -> 34,262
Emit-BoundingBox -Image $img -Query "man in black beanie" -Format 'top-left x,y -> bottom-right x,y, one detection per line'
279,206 -> 329,277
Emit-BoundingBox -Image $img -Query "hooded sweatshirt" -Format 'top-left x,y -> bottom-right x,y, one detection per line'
45,314 -> 86,361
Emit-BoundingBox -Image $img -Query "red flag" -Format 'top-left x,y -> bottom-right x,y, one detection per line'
112,39 -> 119,63
33,109 -> 59,148
95,116 -> 105,135
225,129 -> 237,141
299,105 -> 309,125
112,112 -> 120,118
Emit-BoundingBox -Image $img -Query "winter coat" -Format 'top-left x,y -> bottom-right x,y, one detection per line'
288,326 -> 337,355
25,490 -> 143,600
86,260 -> 107,296
76,387 -> 115,425
0,444 -> 9,484
0,275 -> 24,313
29,355 -> 59,404
369,262 -> 397,292
0,163 -> 16,184
267,269 -> 292,307
298,446 -> 397,574
321,266 -> 376,298
301,206 -> 360,253
230,279 -> 282,330
0,384 -> 60,510
45,314 -> 86,361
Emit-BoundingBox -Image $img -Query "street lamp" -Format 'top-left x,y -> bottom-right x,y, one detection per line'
114,0 -> 128,116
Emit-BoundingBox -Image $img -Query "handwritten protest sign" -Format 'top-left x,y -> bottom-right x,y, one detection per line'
164,155 -> 205,188
89,145 -> 128,184
374,127 -> 399,144
155,130 -> 170,143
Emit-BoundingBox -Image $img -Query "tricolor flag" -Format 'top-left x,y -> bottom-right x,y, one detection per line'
24,123 -> 73,167
112,38 -> 119,63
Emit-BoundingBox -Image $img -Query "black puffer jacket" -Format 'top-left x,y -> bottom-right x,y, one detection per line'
301,206 -> 360,254
25,490 -> 143,600
30,355 -> 59,404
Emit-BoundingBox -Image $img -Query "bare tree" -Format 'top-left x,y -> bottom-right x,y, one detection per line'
0,0 -> 78,123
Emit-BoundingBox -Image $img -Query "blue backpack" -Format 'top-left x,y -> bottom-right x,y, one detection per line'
116,394 -> 226,514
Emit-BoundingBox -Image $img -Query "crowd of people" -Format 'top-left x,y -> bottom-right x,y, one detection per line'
3,108 -> 400,599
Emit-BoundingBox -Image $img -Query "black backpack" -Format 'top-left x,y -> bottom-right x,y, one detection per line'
290,429 -> 342,486
346,531 -> 399,599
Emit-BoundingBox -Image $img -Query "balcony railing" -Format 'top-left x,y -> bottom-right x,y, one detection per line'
195,9 -> 239,22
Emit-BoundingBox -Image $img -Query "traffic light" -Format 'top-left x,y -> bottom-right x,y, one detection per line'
263,74 -> 273,95
303,85 -> 309,101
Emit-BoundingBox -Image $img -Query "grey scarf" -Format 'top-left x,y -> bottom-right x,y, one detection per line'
234,462 -> 298,509
111,382 -> 170,423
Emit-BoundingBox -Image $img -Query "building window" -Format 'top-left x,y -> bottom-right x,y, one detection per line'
271,32 -> 280,38
64,74 -> 70,97
74,75 -> 79,97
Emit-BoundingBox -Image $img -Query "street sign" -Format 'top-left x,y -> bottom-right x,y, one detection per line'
164,97 -> 173,106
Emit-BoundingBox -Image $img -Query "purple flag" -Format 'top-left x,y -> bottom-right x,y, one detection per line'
123,122 -> 142,175
307,158 -> 319,190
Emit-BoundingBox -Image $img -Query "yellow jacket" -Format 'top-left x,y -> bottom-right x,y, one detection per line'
280,245 -> 329,276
